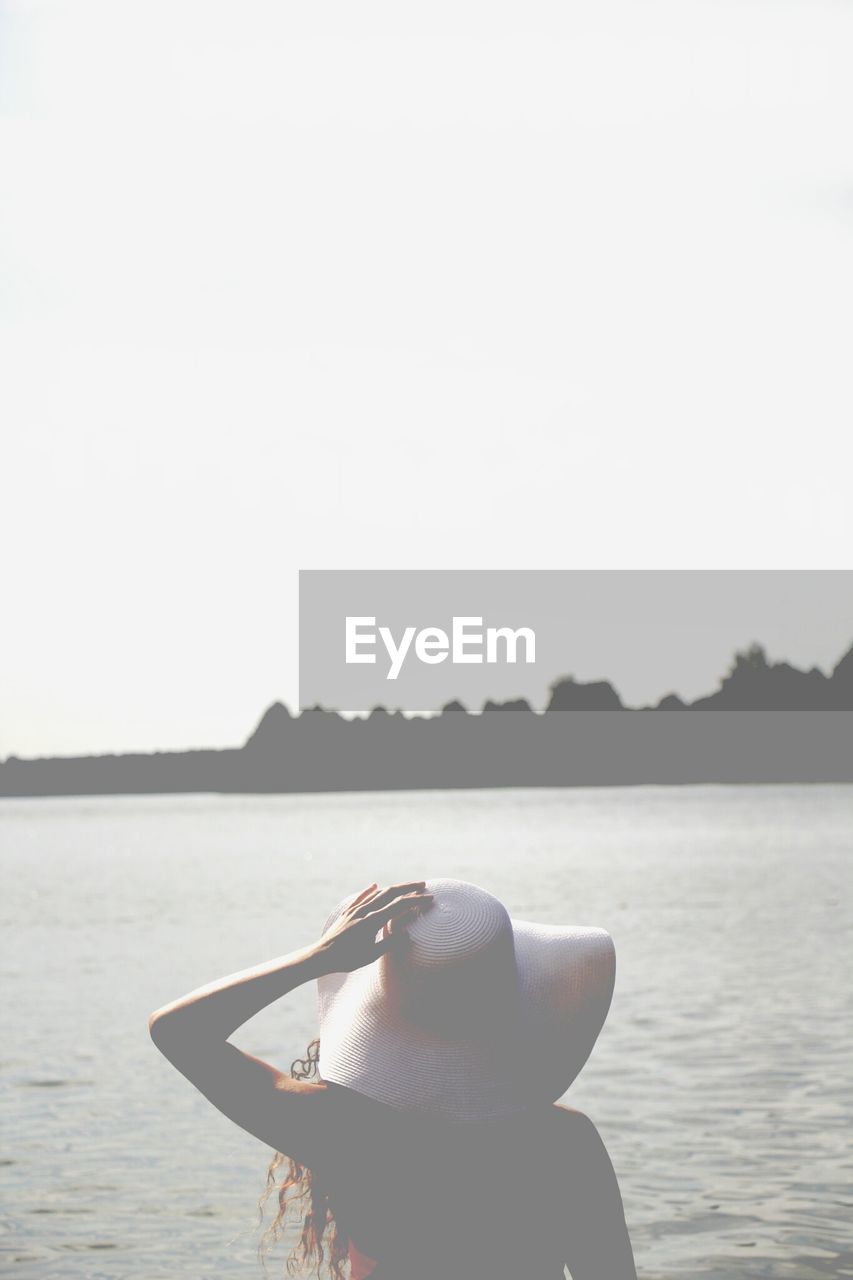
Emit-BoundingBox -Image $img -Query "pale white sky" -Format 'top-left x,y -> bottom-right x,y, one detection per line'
1,0 -> 852,757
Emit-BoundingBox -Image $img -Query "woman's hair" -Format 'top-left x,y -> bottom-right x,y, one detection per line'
257,1039 -> 348,1280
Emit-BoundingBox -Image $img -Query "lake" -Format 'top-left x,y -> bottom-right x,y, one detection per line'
1,785 -> 851,1279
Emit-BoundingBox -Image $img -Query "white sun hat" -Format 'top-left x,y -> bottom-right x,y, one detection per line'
316,878 -> 615,1122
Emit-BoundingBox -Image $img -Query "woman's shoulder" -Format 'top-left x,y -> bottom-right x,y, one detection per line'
321,1081 -> 595,1144
548,1103 -> 608,1152
550,1102 -> 599,1131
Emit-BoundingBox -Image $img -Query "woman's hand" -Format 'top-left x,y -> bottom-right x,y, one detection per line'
317,881 -> 434,974
147,881 -> 432,1170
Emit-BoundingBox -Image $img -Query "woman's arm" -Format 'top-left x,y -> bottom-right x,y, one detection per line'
148,941 -> 326,1055
148,881 -> 432,1161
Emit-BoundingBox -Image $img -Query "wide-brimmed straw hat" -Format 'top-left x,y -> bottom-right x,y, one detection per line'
317,878 -> 615,1121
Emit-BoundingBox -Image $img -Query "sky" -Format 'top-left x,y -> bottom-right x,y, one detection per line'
1,0 -> 852,756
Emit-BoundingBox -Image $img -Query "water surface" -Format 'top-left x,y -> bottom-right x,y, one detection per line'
1,786 -> 850,1278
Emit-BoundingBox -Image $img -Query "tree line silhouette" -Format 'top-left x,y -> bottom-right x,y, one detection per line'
2,641 -> 852,797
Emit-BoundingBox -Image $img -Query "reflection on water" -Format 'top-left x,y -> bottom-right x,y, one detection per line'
1,785 -> 851,1278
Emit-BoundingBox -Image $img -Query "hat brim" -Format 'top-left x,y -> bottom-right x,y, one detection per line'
317,915 -> 615,1121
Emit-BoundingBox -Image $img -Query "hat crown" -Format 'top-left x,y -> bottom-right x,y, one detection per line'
394,878 -> 513,971
378,880 -> 520,1041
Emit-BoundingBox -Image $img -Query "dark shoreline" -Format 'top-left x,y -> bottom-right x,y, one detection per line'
4,710 -> 852,798
2,780 -> 851,804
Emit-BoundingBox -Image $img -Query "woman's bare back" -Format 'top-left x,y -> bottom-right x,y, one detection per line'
312,1086 -> 634,1280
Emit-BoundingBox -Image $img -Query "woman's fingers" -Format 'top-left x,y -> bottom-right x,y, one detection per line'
374,922 -> 417,955
348,883 -> 380,911
354,881 -> 427,916
380,901 -> 432,949
364,892 -> 433,930
386,901 -> 429,935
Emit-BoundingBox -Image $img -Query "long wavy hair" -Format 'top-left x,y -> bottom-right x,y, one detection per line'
257,1039 -> 348,1280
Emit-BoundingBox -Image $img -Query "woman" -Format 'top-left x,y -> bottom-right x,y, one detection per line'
149,878 -> 636,1279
